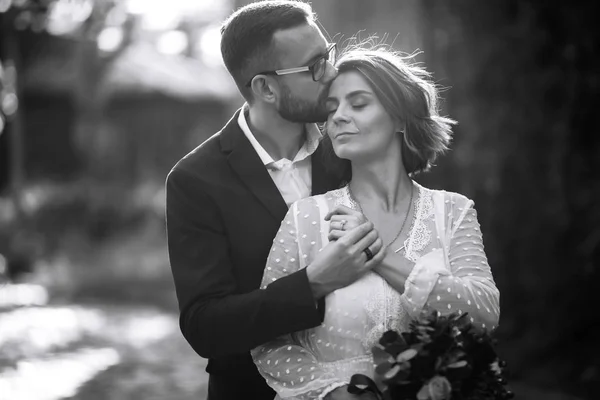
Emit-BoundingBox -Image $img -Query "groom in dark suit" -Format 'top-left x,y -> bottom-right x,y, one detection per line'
166,2 -> 383,399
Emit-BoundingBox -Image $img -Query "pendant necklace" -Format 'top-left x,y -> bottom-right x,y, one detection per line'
347,181 -> 414,251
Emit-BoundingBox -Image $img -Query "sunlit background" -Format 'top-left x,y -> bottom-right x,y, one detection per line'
0,0 -> 597,399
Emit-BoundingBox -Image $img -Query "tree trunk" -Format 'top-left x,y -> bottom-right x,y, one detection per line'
1,10 -> 25,216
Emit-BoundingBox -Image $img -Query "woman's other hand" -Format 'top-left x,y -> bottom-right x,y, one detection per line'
326,205 -> 368,242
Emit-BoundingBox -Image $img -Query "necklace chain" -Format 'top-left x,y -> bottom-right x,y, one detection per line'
347,182 -> 414,249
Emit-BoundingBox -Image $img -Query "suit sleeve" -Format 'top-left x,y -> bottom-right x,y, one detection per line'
166,167 -> 323,359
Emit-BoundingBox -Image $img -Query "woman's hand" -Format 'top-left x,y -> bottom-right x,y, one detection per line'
326,205 -> 413,294
325,205 -> 369,242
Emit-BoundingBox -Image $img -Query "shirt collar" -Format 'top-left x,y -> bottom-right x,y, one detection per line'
237,103 -> 322,167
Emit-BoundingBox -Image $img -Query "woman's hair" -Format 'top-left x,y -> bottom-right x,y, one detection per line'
322,42 -> 456,180
220,1 -> 315,101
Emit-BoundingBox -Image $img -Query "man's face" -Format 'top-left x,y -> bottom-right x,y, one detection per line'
270,22 -> 337,123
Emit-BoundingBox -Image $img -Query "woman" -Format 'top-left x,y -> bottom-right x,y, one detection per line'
251,47 -> 500,400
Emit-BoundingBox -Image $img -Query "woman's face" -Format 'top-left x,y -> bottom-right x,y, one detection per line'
325,70 -> 399,162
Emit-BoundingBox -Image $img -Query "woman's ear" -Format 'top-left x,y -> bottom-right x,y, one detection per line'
250,76 -> 278,104
395,120 -> 406,135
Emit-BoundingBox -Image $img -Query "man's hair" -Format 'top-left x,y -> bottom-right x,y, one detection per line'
220,1 -> 315,101
322,45 -> 456,178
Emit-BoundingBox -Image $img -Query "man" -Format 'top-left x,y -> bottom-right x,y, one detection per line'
166,2 -> 383,399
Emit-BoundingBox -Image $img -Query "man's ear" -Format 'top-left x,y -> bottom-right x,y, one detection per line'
250,76 -> 278,104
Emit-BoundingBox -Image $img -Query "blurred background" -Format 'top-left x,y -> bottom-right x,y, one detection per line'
0,0 -> 597,399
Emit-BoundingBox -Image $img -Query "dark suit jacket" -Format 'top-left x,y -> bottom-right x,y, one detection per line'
166,109 -> 342,400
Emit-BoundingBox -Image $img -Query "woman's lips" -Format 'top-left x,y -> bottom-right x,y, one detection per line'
334,131 -> 358,139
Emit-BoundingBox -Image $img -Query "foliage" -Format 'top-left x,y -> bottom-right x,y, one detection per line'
348,310 -> 513,400
0,180 -> 163,281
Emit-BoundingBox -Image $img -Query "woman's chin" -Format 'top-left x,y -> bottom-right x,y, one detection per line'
333,149 -> 354,161
333,143 -> 362,161
334,145 -> 372,162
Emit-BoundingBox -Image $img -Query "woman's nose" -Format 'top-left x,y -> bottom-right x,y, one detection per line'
332,107 -> 350,124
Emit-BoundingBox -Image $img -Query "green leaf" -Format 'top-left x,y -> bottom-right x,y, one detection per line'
375,361 -> 394,376
372,344 -> 395,365
396,348 -> 418,363
383,364 -> 402,380
447,360 -> 468,368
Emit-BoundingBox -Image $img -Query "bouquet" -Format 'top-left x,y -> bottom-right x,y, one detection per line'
348,310 -> 514,400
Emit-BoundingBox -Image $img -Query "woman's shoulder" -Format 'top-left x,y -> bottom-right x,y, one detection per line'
289,187 -> 347,216
296,187 -> 346,206
419,184 -> 474,209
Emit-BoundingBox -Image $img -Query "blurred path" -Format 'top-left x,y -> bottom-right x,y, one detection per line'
0,298 -> 208,400
0,296 -> 585,400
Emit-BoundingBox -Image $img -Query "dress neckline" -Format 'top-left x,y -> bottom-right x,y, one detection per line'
340,182 -> 427,260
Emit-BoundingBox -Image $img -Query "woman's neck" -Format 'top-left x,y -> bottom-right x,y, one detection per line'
349,151 -> 413,213
247,105 -> 306,161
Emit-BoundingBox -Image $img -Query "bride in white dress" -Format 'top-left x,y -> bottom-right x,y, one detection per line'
251,48 -> 500,400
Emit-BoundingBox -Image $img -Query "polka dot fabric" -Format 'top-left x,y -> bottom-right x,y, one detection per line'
252,184 -> 500,399
400,190 -> 500,331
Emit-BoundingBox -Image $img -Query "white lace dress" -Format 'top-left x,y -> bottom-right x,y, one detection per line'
251,183 -> 500,400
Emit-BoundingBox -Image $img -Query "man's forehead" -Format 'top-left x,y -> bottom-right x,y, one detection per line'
272,23 -> 327,64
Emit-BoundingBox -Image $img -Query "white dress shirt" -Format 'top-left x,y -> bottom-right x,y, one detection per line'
238,106 -> 322,208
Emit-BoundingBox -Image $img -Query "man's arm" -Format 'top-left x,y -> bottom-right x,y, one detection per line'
166,167 -> 322,359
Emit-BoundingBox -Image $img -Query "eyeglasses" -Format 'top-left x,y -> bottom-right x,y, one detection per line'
245,43 -> 336,87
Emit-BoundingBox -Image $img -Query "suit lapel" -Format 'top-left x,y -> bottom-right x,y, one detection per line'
311,144 -> 342,195
221,110 -> 288,222
311,147 -> 328,196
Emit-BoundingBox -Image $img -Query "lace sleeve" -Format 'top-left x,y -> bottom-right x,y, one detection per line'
252,335 -> 348,400
401,193 -> 500,331
258,202 -> 302,291
252,200 -> 347,399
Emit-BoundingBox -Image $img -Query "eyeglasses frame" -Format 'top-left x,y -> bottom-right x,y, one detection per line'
245,42 -> 337,87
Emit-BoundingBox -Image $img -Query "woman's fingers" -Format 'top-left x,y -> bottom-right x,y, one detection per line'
328,212 -> 367,233
326,205 -> 369,244
336,222 -> 374,248
329,215 -> 360,232
325,204 -> 362,221
333,223 -> 384,269
329,219 -> 347,232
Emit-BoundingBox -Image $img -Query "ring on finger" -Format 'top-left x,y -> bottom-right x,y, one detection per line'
340,219 -> 347,230
363,247 -> 374,261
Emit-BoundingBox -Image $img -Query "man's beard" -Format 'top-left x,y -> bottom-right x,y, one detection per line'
277,84 -> 329,123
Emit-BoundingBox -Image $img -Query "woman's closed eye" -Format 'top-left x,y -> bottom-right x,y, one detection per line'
326,103 -> 367,115
324,99 -> 337,115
